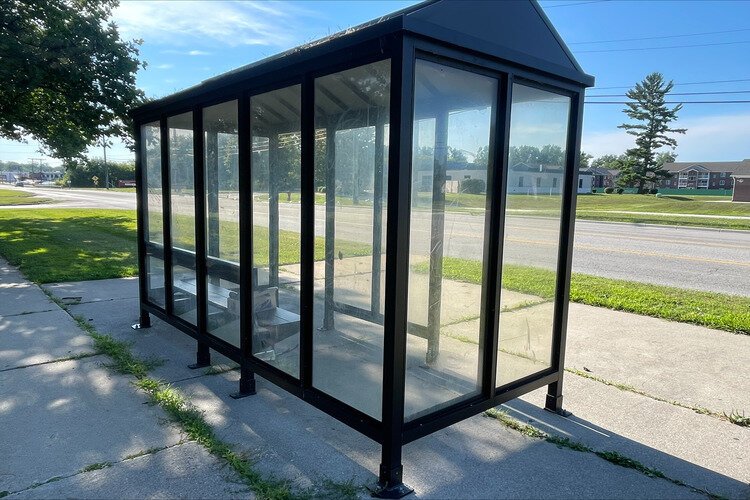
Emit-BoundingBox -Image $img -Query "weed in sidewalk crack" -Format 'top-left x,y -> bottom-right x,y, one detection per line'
79,462 -> 112,473
484,408 -> 721,499
566,367 -> 747,428
135,378 -> 293,499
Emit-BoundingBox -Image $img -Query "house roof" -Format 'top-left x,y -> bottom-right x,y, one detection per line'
131,0 -> 593,120
662,160 -> 750,173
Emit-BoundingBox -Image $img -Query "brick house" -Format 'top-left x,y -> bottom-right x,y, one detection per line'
660,160 -> 750,190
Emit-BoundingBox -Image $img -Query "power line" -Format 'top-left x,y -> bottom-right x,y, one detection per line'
544,0 -> 611,8
577,39 -> 750,53
569,27 -> 750,45
588,90 -> 750,97
585,100 -> 750,104
593,78 -> 750,90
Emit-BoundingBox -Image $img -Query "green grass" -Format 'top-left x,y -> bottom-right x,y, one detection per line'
0,188 -> 51,206
0,209 -> 371,283
413,257 -> 750,335
0,209 -> 138,282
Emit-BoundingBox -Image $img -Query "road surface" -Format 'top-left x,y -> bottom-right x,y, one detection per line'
6,186 -> 749,297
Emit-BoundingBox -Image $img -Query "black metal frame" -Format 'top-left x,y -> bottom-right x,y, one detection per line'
131,6 -> 590,496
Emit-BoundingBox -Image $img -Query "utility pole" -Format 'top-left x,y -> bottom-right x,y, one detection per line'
102,138 -> 109,189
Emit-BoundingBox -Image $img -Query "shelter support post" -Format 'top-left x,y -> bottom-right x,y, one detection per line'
373,35 -> 414,499
206,131 -> 220,261
322,125 -> 336,330
545,92 -> 584,415
188,342 -> 211,369
132,309 -> 151,330
269,133 -> 280,287
425,109 -> 447,364
371,119 -> 385,318
230,365 -> 257,399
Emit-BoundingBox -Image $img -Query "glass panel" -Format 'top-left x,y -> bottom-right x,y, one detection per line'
496,85 -> 571,387
147,256 -> 165,307
168,112 -> 197,325
142,121 -> 165,307
250,85 -> 302,376
204,101 -> 240,346
313,60 -> 390,420
405,60 -> 496,420
142,122 -> 163,244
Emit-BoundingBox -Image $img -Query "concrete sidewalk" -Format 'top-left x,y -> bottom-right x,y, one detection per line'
0,259 -> 246,498
2,260 -> 748,498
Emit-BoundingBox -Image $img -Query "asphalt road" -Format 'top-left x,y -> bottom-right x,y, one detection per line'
8,186 -> 750,296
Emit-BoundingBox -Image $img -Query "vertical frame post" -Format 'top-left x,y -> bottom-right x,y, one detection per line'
133,121 -> 151,329
300,76 -> 315,389
374,34 -> 414,499
235,93 -> 257,398
371,119 -> 385,318
322,125 -> 336,330
268,132 -> 280,287
425,108 -> 447,364
480,74 -> 511,397
546,89 -> 584,413
160,116 -> 174,317
190,108 -> 211,368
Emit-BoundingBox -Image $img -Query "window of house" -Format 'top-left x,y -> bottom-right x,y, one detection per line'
518,176 -> 524,187
720,180 -> 725,185
577,178 -> 582,188
553,177 -> 558,188
536,177 -> 541,188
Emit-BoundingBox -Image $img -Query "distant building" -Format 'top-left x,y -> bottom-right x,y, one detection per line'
581,167 -> 618,189
660,160 -> 750,190
731,163 -> 750,202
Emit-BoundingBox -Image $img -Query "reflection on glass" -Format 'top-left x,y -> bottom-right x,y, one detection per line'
405,60 -> 496,420
147,256 -> 165,308
204,101 -> 240,346
312,60 -> 390,420
496,84 -> 570,387
168,112 -> 197,325
143,122 -> 163,244
250,85 -> 302,376
142,121 -> 165,307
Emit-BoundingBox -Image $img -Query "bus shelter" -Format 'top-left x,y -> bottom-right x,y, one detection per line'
130,0 -> 593,496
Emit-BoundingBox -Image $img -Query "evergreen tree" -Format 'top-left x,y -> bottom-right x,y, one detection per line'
617,72 -> 686,192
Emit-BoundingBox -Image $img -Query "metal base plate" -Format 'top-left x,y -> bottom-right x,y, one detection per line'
187,362 -> 211,370
369,481 -> 414,499
229,389 -> 256,399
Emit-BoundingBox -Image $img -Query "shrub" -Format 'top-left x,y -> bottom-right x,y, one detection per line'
604,187 -> 614,194
615,188 -> 624,194
649,188 -> 659,194
591,189 -> 597,193
461,178 -> 486,194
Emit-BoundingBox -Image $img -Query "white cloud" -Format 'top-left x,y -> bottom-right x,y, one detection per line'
113,1 -> 315,48
188,50 -> 211,56
154,63 -> 174,69
582,112 -> 750,161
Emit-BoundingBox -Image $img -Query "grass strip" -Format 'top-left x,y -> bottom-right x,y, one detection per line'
0,188 -> 51,206
46,290 -> 358,499
0,209 -> 371,283
134,378 -> 294,500
566,368 -> 748,427
484,409 -> 724,498
576,212 -> 750,231
413,257 -> 750,335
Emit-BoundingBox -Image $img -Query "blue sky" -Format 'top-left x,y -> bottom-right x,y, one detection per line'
3,0 -> 749,166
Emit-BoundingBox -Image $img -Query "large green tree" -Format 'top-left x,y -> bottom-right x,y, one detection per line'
617,72 -> 685,192
0,0 -> 145,159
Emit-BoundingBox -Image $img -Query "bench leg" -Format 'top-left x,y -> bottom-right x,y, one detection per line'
188,342 -> 211,369
230,366 -> 256,399
131,309 -> 151,330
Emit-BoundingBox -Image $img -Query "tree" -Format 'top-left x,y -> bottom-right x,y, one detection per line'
0,0 -> 145,159
447,147 -> 468,164
578,151 -> 593,170
617,72 -> 686,193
